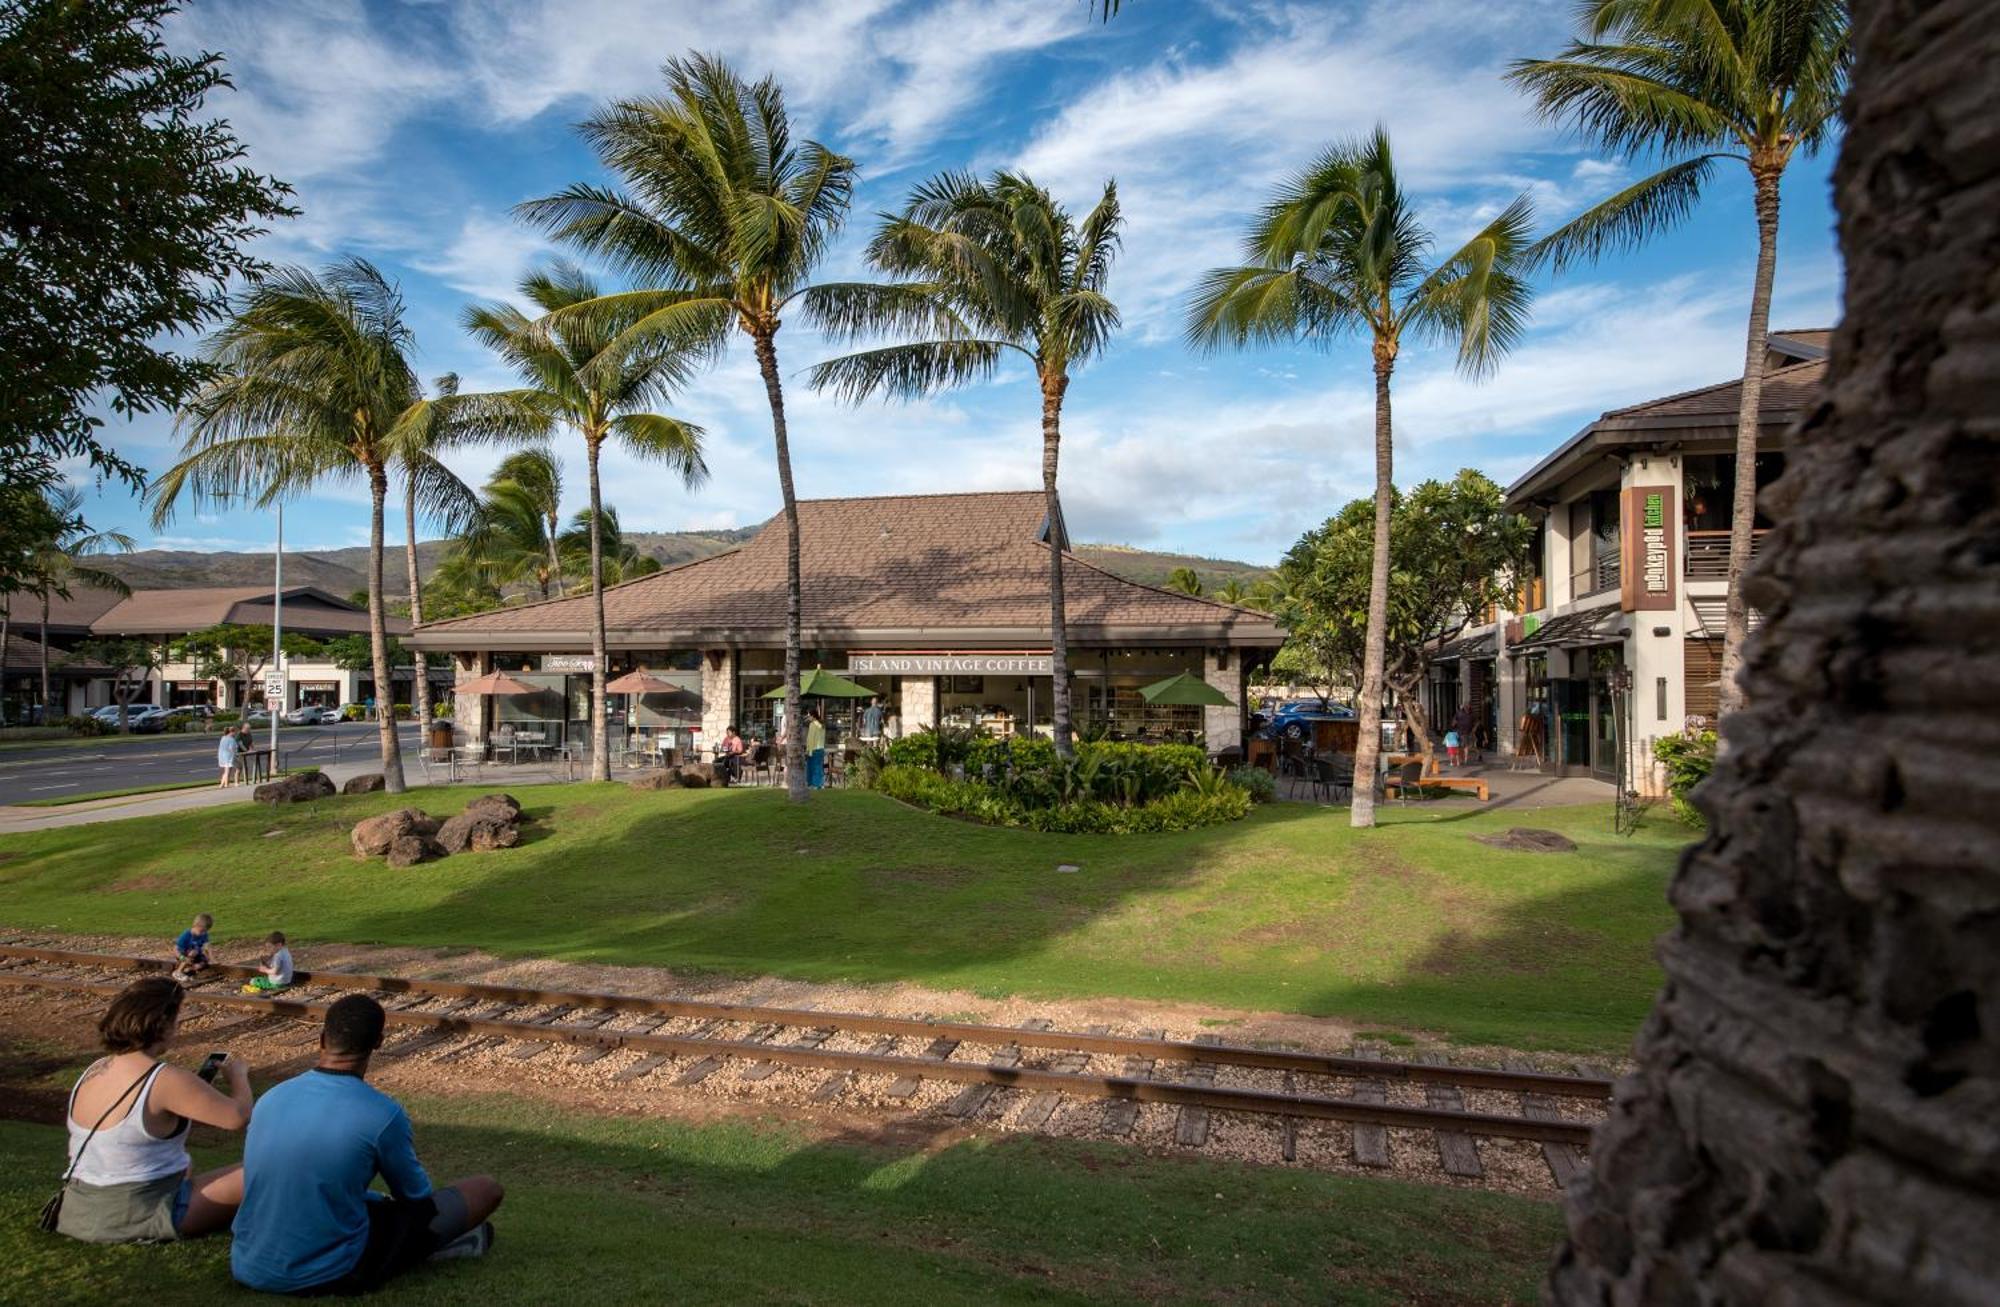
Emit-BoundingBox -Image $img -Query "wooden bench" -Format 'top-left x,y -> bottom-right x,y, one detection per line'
1383,754 -> 1490,802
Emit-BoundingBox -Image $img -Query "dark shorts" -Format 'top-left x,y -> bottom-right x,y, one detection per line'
297,1187 -> 469,1297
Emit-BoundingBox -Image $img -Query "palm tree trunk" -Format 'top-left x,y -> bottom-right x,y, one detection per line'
1350,345 -> 1397,829
366,464 -> 407,793
1716,163 -> 1784,720
546,508 -> 563,597
1042,372 -> 1075,759
0,600 -> 10,724
38,594 -> 51,719
586,436 -> 611,783
403,474 -> 430,734
753,328 -> 808,803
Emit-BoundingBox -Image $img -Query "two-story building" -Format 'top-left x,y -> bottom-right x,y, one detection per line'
1430,329 -> 1828,793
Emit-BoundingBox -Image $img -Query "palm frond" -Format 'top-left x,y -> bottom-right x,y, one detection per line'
609,413 -> 707,488
1528,154 -> 1722,271
804,340 -> 1012,404
1404,195 -> 1538,378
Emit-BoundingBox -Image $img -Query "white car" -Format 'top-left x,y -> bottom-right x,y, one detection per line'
285,704 -> 338,725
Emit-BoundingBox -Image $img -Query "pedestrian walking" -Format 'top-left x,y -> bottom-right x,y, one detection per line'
218,728 -> 242,786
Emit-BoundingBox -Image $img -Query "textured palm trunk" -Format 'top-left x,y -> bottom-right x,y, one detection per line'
585,436 -> 611,783
546,509 -> 563,597
38,595 -> 51,719
1548,4 -> 2000,1298
403,474 -> 430,733
753,328 -> 808,803
0,601 -> 10,723
366,464 -> 407,793
1349,347 -> 1396,829
1041,371 -> 1074,759
1715,162 -> 1784,720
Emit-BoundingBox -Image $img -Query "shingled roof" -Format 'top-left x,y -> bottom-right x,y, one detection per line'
410,491 -> 1283,651
1596,358 -> 1826,429
90,586 -> 407,638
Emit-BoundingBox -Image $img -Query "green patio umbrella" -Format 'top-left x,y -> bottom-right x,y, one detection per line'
1138,671 -> 1234,707
762,668 -> 876,700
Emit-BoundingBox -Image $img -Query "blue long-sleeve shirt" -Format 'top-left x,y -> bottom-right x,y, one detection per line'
231,1068 -> 433,1293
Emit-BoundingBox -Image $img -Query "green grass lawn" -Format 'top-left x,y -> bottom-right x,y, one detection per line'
0,1084 -> 1563,1306
0,785 -> 1687,1052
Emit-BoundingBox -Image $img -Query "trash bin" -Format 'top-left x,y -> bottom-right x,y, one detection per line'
428,721 -> 454,751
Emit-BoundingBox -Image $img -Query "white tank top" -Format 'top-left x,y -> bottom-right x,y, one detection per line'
65,1061 -> 189,1186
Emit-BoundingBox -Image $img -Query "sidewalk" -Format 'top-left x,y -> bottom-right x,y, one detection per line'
1277,757 -> 1616,810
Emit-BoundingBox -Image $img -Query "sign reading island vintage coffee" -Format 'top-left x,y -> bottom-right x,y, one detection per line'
407,491 -> 1282,758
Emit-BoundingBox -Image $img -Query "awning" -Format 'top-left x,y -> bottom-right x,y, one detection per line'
1434,631 -> 1496,663
1686,597 -> 1762,638
1508,607 -> 1628,653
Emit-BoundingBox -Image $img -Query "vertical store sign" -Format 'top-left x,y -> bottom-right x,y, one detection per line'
1620,485 -> 1676,612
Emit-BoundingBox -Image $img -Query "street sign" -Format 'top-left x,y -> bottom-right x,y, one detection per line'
263,673 -> 285,700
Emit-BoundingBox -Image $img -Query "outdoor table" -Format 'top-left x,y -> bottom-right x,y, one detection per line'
238,748 -> 274,785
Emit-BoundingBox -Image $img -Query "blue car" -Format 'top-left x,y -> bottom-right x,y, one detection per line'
1263,697 -> 1356,740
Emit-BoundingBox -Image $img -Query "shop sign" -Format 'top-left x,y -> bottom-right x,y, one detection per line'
297,681 -> 339,693
541,654 -> 601,673
1620,485 -> 1676,612
849,653 -> 1053,676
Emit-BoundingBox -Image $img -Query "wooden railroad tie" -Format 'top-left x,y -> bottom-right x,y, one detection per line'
677,1022 -> 778,1085
1350,1043 -> 1391,1168
1174,1035 -> 1224,1147
1103,1029 -> 1164,1135
511,1008 -> 617,1061
1013,1025 -> 1106,1130
1511,1059 -> 1588,1188
811,1034 -> 898,1102
884,1016 -> 960,1100
614,1019 -> 722,1084
573,1014 -> 669,1066
945,1019 -> 1052,1119
1417,1052 -> 1483,1178
743,1024 -> 835,1083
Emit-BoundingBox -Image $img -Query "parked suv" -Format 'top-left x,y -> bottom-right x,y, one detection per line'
1263,697 -> 1356,741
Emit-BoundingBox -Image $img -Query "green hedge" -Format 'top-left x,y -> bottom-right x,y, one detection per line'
871,763 -> 1250,834
1653,730 -> 1716,827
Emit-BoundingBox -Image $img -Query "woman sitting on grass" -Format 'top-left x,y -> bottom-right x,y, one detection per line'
54,976 -> 254,1243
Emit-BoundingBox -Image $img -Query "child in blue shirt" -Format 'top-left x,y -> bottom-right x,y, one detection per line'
173,912 -> 213,981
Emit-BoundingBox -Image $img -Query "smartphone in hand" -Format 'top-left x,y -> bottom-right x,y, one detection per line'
197,1052 -> 227,1084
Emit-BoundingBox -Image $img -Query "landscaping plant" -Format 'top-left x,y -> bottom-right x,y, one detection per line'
1653,729 -> 1717,828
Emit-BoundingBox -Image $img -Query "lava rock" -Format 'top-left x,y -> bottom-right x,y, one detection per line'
677,768 -> 710,789
351,808 -> 435,858
631,771 -> 682,791
255,772 -> 337,805
461,793 -> 523,824
1473,827 -> 1579,853
341,773 -> 386,795
384,834 -> 439,868
434,811 -> 518,855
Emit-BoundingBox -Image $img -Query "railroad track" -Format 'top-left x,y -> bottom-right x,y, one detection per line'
0,944 -> 1609,1187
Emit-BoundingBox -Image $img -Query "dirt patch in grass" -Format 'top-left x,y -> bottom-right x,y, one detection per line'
1415,923 -> 1600,980
105,873 -> 181,893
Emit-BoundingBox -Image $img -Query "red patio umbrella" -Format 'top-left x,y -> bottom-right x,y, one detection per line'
456,670 -> 541,696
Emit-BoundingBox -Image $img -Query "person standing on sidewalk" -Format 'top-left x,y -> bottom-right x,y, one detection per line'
217,728 -> 241,787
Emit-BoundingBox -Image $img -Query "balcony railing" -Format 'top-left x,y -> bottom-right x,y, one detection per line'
1572,552 -> 1621,598
1686,528 -> 1769,579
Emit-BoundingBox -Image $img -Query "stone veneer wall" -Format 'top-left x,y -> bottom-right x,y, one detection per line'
453,651 -> 491,746
1202,649 -> 1242,753
1547,1 -> 2000,1300
699,649 -> 734,744
899,676 -> 936,732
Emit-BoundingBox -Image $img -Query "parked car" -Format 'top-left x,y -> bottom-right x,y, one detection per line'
245,706 -> 275,724
285,704 -> 339,725
1263,697 -> 1356,741
125,705 -> 171,733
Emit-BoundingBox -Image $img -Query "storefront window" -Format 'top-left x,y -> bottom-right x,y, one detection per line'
1683,453 -> 1787,532
1075,647 -> 1206,742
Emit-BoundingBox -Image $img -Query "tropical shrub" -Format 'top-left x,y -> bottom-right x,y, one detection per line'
1654,730 -> 1717,827
1228,764 -> 1276,803
58,714 -> 112,737
214,710 -> 241,724
848,744 -> 890,789
869,761 -> 1250,834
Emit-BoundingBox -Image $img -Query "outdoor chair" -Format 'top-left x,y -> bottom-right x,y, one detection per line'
1388,760 -> 1425,805
748,742 -> 774,786
417,746 -> 459,785
1315,755 -> 1354,804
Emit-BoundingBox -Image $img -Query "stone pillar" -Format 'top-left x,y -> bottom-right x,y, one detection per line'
1548,3 -> 2000,1299
1202,648 -> 1241,753
699,648 -> 734,743
900,676 -> 936,732
453,651 -> 490,746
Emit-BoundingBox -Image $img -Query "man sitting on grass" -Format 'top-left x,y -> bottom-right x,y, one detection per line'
231,995 -> 504,1295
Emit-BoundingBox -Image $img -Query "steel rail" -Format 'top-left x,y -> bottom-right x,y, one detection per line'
0,945 -> 1613,1099
0,973 -> 1598,1147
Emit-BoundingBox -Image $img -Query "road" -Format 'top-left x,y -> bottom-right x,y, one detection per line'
0,722 -> 424,806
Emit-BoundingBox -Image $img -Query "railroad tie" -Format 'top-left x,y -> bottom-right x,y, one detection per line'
509,1007 -> 616,1061
1102,1028 -> 1164,1136
183,1012 -> 288,1045
573,1013 -> 668,1066
1013,1024 -> 1107,1130
614,1018 -> 723,1083
1349,1043 -> 1391,1168
1280,1071 -> 1298,1162
1417,1053 -> 1483,1178
381,999 -> 504,1060
1510,1059 -> 1587,1188
811,1034 -> 898,1102
742,1025 -> 834,1082
433,1003 -> 568,1064
883,1016 -> 960,1100
945,1019 -> 1052,1119
677,1022 -> 779,1086
1174,1035 -> 1224,1147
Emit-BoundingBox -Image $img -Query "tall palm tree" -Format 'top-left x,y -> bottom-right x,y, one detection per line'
1213,578 -> 1251,606
557,505 -> 661,590
28,486 -> 132,718
808,171 -> 1121,758
1164,566 -> 1204,597
1187,127 -> 1534,828
464,264 -> 706,783
499,448 -> 566,594
153,259 -> 537,792
389,374 -> 481,730
518,53 -> 863,802
450,450 -> 568,600
1509,0 -> 1849,717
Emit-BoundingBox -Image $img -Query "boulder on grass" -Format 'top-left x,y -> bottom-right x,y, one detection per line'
341,773 -> 386,796
255,772 -> 336,805
384,834 -> 440,868
461,793 -> 522,824
434,811 -> 520,855
351,808 -> 435,858
677,767 -> 710,789
1473,827 -> 1578,854
631,771 -> 682,791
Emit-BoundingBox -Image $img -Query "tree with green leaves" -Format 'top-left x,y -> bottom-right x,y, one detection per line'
1188,127 -> 1535,827
389,374 -> 480,731
27,486 -> 133,717
74,637 -> 164,733
519,53 -> 863,802
1211,578 -> 1252,606
0,0 -> 293,486
1280,470 -> 1531,771
465,264 -> 705,781
808,170 -> 1121,757
1510,0 -> 1849,719
179,623 -> 324,705
1163,566 -> 1203,597
153,259 -> 540,792
558,506 -> 662,591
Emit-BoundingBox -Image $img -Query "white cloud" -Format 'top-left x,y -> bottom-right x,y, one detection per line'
412,212 -> 552,303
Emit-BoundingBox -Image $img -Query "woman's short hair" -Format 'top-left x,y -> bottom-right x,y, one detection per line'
99,977 -> 184,1053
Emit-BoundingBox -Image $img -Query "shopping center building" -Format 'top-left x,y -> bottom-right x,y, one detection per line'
407,491 -> 1284,757
1427,329 -> 1828,793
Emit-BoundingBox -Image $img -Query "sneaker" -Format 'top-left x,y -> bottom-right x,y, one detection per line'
428,1221 -> 493,1262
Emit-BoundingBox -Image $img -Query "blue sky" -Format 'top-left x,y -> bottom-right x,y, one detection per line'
77,0 -> 1843,566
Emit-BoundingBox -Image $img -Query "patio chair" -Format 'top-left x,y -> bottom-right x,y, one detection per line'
417,746 -> 459,785
1387,759 -> 1425,805
1315,755 -> 1355,804
748,742 -> 774,786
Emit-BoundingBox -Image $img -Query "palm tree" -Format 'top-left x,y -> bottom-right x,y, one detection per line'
28,486 -> 132,719
152,259 -> 535,792
1213,578 -> 1251,606
1187,127 -> 1534,828
499,448 -> 567,594
464,264 -> 706,783
452,451 -> 568,600
389,374 -> 481,731
1509,0 -> 1849,717
1164,566 -> 1204,597
557,505 -> 661,590
808,170 -> 1121,758
517,53 -> 862,802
